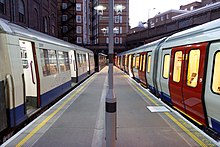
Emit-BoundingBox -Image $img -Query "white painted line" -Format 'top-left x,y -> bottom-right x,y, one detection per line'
147,106 -> 170,112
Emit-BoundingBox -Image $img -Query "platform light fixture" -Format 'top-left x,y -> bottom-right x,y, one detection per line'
94,5 -> 107,15
114,4 -> 126,15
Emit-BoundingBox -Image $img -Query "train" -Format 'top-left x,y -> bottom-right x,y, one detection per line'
0,18 -> 102,141
116,18 -> 220,135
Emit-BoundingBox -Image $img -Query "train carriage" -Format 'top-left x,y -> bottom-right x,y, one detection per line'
0,19 -> 94,135
117,18 -> 220,134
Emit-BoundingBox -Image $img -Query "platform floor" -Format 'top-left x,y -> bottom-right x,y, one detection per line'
3,67 -> 219,147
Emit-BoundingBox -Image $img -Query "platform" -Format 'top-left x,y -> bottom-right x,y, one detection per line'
2,67 -> 219,147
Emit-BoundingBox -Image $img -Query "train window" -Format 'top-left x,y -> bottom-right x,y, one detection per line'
147,55 -> 151,73
48,50 -> 58,75
162,54 -> 170,79
40,49 -> 49,76
77,53 -> 81,67
135,56 -> 139,69
57,51 -> 70,72
132,56 -> 136,68
212,52 -> 220,94
142,54 -> 146,71
64,52 -> 70,71
139,55 -> 143,70
187,49 -> 200,87
173,51 -> 182,82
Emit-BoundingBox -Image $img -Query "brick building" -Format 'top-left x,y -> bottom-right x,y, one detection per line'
57,0 -> 91,46
90,0 -> 129,54
0,0 -> 58,37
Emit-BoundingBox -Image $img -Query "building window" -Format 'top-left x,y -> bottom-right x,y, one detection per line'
63,26 -> 68,33
190,6 -> 194,10
187,49 -> 200,87
76,26 -> 82,33
34,8 -> 39,30
43,17 -> 48,33
76,15 -> 81,23
119,27 -> 122,34
156,18 -> 158,23
115,37 -> 119,44
62,15 -> 68,21
120,37 -> 122,44
76,3 -> 81,11
77,37 -> 82,43
161,16 -> 164,21
106,37 -> 109,44
51,25 -> 55,35
0,0 -> 5,14
173,51 -> 182,82
119,16 -> 122,23
166,14 -> 169,19
62,3 -> 67,9
212,52 -> 220,94
18,0 -> 25,23
115,16 -> 119,23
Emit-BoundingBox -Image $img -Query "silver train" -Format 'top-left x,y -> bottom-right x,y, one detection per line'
116,18 -> 220,135
0,18 -> 96,138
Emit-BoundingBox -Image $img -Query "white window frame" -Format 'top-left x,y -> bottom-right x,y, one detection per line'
76,15 -> 82,23
77,37 -> 82,43
115,16 -> 119,23
62,3 -> 67,9
76,3 -> 81,11
62,15 -> 68,21
76,26 -> 82,34
115,37 -> 119,44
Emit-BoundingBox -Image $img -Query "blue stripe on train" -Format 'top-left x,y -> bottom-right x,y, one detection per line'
148,85 -> 156,94
7,80 -> 72,127
211,118 -> 220,133
40,80 -> 72,107
8,104 -> 27,127
161,92 -> 172,105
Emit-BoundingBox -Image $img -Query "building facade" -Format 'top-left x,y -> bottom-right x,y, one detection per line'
0,0 -> 58,37
57,0 -> 91,46
90,0 -> 129,54
148,10 -> 187,28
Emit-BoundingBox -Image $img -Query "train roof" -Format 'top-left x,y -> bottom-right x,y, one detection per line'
162,18 -> 220,49
118,37 -> 166,56
0,18 -> 93,53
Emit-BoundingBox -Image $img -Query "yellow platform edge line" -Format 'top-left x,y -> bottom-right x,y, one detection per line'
16,76 -> 95,147
123,74 -> 208,147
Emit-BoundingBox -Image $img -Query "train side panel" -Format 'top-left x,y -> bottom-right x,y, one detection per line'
204,41 -> 220,133
156,48 -> 172,104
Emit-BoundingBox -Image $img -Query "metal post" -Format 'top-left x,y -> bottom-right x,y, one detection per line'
106,0 -> 116,146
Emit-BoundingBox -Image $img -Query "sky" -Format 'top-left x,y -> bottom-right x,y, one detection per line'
129,0 -> 201,28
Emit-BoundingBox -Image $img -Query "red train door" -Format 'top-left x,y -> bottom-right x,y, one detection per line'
169,42 -> 208,125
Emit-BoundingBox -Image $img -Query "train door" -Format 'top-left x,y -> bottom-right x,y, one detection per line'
138,52 -> 147,86
69,50 -> 77,83
19,40 -> 39,114
146,52 -> 153,90
86,53 -> 90,74
169,43 -> 208,125
160,50 -> 171,104
204,42 -> 220,132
